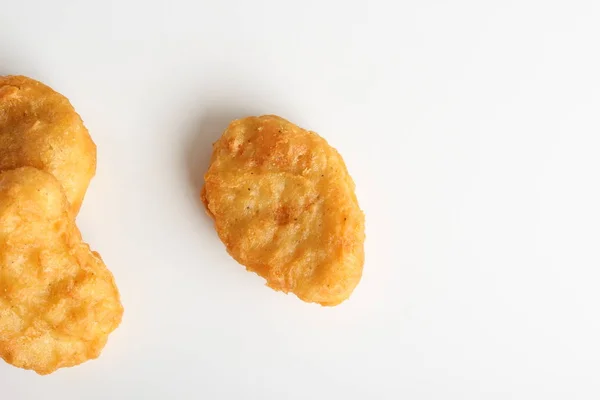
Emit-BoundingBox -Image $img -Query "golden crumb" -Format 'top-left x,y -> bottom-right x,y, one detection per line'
0,167 -> 123,375
202,115 -> 365,306
0,75 -> 96,215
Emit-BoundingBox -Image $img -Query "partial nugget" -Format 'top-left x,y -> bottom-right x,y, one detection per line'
202,115 -> 365,306
0,75 -> 96,214
0,167 -> 123,375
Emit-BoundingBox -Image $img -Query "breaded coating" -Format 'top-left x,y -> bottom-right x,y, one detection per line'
0,75 -> 96,214
202,115 -> 365,306
0,167 -> 123,375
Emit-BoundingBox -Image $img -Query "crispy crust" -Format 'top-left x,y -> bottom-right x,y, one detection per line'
0,75 -> 96,215
0,167 -> 123,375
202,115 -> 365,306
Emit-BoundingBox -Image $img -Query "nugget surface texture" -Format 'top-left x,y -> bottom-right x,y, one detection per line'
0,75 -> 96,214
202,115 -> 365,306
0,167 -> 123,375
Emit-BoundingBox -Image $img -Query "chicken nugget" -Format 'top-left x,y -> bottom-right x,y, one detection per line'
0,75 -> 96,215
202,115 -> 365,306
0,167 -> 123,375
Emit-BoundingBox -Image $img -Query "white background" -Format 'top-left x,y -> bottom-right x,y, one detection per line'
1,0 -> 600,399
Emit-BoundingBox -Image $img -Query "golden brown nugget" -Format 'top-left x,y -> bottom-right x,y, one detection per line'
0,167 -> 123,375
0,75 -> 96,214
202,115 -> 365,306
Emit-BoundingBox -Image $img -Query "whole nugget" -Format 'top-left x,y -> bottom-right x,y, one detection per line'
0,75 -> 96,214
202,115 -> 365,306
0,167 -> 123,375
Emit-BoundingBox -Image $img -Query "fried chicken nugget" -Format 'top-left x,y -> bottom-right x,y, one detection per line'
0,75 -> 96,215
202,115 -> 365,306
0,167 -> 123,375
